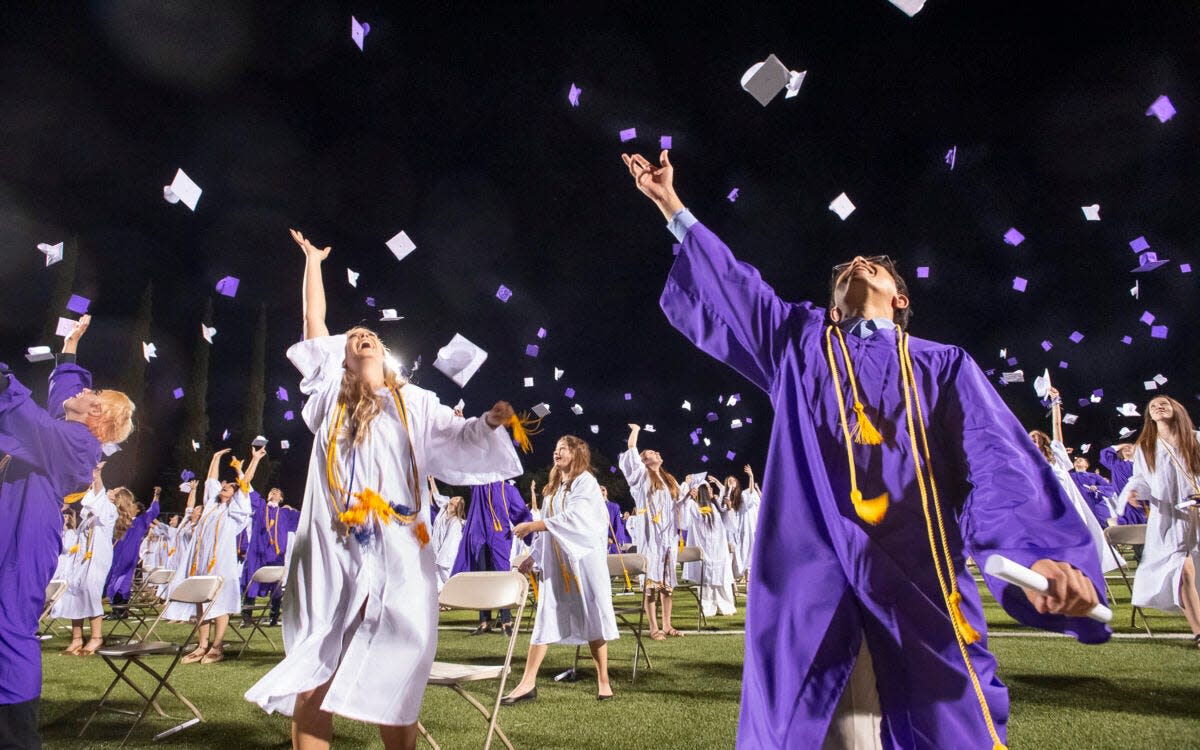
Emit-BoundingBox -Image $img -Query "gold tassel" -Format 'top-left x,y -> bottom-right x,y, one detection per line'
528,572 -> 539,601
413,521 -> 430,547
850,489 -> 889,525
237,478 -> 251,493
340,487 -> 399,528
506,412 -> 544,454
851,402 -> 884,445
64,492 -> 86,504
229,457 -> 243,471
85,550 -> 93,560
949,591 -> 982,644
68,545 -> 80,554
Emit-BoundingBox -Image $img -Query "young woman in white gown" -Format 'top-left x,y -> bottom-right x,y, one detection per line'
718,468 -> 760,582
427,476 -> 465,593
1117,396 -> 1200,646
682,479 -> 736,617
504,436 -> 619,703
243,229 -> 522,750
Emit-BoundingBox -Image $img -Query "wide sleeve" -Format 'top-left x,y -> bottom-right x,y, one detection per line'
82,486 -> 118,528
742,489 -> 761,511
1049,441 -> 1073,473
618,448 -> 648,504
47,362 -> 93,419
658,221 -> 822,393
228,488 -> 253,534
505,485 -> 533,526
286,335 -> 348,434
943,350 -> 1109,643
1098,446 -> 1119,473
542,473 -> 609,561
145,499 -> 161,525
417,390 -> 523,485
202,478 -> 222,506
0,372 -> 98,487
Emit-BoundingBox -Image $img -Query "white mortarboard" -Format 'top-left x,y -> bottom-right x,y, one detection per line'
386,230 -> 416,262
682,400 -> 692,411
201,324 -> 216,344
590,425 -> 599,434
684,472 -> 707,490
142,341 -> 157,361
999,348 -> 1007,359
726,394 -> 739,407
731,419 -> 744,429
101,442 -> 121,456
1118,427 -> 1135,438
829,193 -> 856,220
643,424 -> 656,433
1130,281 -> 1139,299
1062,413 -> 1078,425
453,399 -> 465,412
531,402 -> 550,418
252,435 -> 268,447
433,333 -> 487,387
554,367 -> 564,381
784,70 -> 806,99
347,268 -> 360,287
1081,204 -> 1101,221
888,0 -> 927,16
1154,373 -> 1167,385
1143,380 -> 1157,391
523,377 -> 534,387
703,437 -> 711,446
1080,443 -> 1092,454
37,242 -> 63,266
1033,369 -> 1051,399
740,54 -> 802,107
280,440 -> 290,450
379,309 -> 404,322
191,440 -> 200,451
25,346 -> 53,362
55,317 -> 77,337
221,429 -> 230,441
1116,403 -> 1140,417
999,370 -> 1024,384
178,482 -> 192,493
571,404 -> 583,415
163,168 -> 202,210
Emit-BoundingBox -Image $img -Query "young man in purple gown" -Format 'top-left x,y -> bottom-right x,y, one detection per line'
602,485 -> 630,553
0,316 -> 133,748
621,151 -> 1107,749
451,481 -> 531,635
240,487 -> 300,627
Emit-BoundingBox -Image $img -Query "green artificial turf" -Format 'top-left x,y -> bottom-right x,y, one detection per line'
37,576 -> 1200,749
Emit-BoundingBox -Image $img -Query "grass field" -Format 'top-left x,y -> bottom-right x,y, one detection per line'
37,573 -> 1200,749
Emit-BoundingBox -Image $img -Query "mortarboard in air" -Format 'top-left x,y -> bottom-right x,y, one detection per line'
1121,335 -> 1133,344
284,410 -> 295,421
532,403 -> 550,418
1006,357 -> 1018,367
1151,326 -> 1168,340
201,324 -> 216,344
433,333 -> 488,387
1069,331 -> 1084,344
366,296 -> 376,307
590,425 -> 599,434
37,241 -> 63,266
347,269 -> 360,287
66,294 -> 90,315
682,400 -> 692,411
727,188 -> 739,202
660,135 -> 672,149
276,386 -> 289,401
1003,228 -> 1025,246
1041,340 -> 1052,352
191,440 -> 200,451
554,367 -> 564,380
1140,311 -> 1155,326
1143,380 -> 1158,391
1012,277 -> 1028,292
523,377 -> 534,387
1145,95 -> 1176,123
379,309 -> 404,322
1132,251 -> 1169,272
25,346 -> 53,362
1182,263 -> 1193,274
142,342 -> 156,361
1062,413 -> 1078,425
703,437 -> 712,446
740,54 -> 803,106
163,168 -> 202,210
102,442 -> 121,457
1080,443 -> 1091,454
1118,427 -> 1135,439
731,419 -> 744,429
496,284 -> 513,302
1154,374 -> 1168,385
568,83 -> 581,107
1129,236 -> 1150,253
571,404 -> 583,415
1116,403 -> 1140,418
386,230 -> 416,262
624,393 -> 632,401
916,266 -> 930,279
706,411 -> 718,422
351,16 -> 370,51
726,451 -> 737,461
280,440 -> 290,450
619,128 -> 637,142
252,435 -> 268,448
221,429 -> 230,441
1090,389 -> 1104,403
999,370 -> 1024,385
1081,204 -> 1101,221
944,146 -> 956,170
700,455 -> 709,463
216,276 -> 239,298
537,327 -> 547,339
1058,361 -> 1068,369
1033,369 -> 1051,399
829,193 -> 855,220
727,394 -> 740,406
564,387 -> 576,398
643,425 -> 655,433
55,317 -> 77,337
888,0 -> 927,16
173,387 -> 184,399
1130,281 -> 1139,299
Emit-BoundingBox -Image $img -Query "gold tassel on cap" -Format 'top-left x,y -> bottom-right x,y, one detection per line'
507,412 -> 544,454
64,491 -> 86,504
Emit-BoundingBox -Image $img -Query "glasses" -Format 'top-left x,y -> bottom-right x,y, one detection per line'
831,255 -> 894,279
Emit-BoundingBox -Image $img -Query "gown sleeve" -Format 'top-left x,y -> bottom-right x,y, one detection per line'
228,487 -> 253,534
618,448 -> 648,504
658,221 -> 823,393
418,392 -> 523,485
542,473 -> 609,561
286,335 -> 348,434
47,362 -> 93,419
82,486 -> 118,528
0,372 -> 99,484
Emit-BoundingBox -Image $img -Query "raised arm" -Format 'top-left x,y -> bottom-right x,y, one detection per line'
90,460 -> 106,494
744,464 -> 759,494
207,447 -> 231,481
61,314 -> 90,357
183,479 -> 199,513
242,445 -> 267,488
529,479 -> 539,513
290,228 -> 331,340
626,423 -> 641,452
1047,387 -> 1064,445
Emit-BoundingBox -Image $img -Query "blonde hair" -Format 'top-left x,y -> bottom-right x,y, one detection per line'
1028,430 -> 1054,464
110,487 -> 137,540
85,390 -> 135,444
447,496 -> 467,521
338,328 -> 405,446
545,436 -> 593,499
640,449 -> 680,499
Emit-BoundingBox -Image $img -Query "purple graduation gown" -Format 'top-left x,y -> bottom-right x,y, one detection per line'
660,222 -> 1110,748
104,499 -> 160,600
243,491 -> 301,597
451,482 -> 531,575
1068,471 -> 1116,526
1099,448 -> 1145,525
0,364 -> 100,704
606,500 -> 630,553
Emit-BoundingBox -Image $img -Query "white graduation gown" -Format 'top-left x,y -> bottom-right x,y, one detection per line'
529,472 -> 619,645
680,500 -> 737,617
619,449 -> 683,589
51,487 -> 117,619
429,493 -> 464,592
162,479 -> 251,620
53,528 -> 78,581
1118,434 -> 1200,612
244,334 -> 522,727
1050,442 -> 1121,572
722,488 -> 760,579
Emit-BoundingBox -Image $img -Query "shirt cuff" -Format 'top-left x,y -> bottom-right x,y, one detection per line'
55,353 -> 77,365
666,208 -> 698,243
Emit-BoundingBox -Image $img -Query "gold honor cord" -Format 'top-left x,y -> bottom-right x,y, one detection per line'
189,505 -> 226,576
545,485 -> 579,595
267,505 -> 281,555
897,331 -> 1004,750
824,326 -> 889,524
486,483 -> 504,532
606,512 -> 633,590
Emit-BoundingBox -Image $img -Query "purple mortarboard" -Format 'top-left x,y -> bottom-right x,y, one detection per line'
366,296 -> 376,308
216,276 -> 239,298
726,451 -> 737,461
660,135 -> 672,150
537,327 -> 547,339
727,188 -> 740,202
350,16 -> 370,51
944,146 -> 956,170
1182,263 -> 1193,274
180,469 -> 195,482
496,284 -> 512,302
746,417 -> 753,424
1121,335 -> 1133,345
564,387 -> 575,398
1129,236 -> 1150,253
1140,311 -> 1155,326
706,412 -> 718,422
1145,95 -> 1176,123
1012,277 -> 1027,292
610,466 -> 617,474
1003,228 -> 1024,246
1092,388 -> 1104,399
276,386 -> 289,401
1151,325 -> 1168,339
1058,361 -> 1069,370
172,387 -> 184,399
284,410 -> 295,421
525,344 -> 539,358
1077,398 -> 1090,407
1132,251 -> 1169,272
672,243 -> 682,256
690,431 -> 700,446
700,455 -> 709,464
1006,357 -> 1018,367
619,128 -> 637,142
624,393 -> 632,401
1069,331 -> 1084,344
568,83 -> 581,107
1041,340 -> 1052,352
66,294 -> 90,315
916,266 -> 929,279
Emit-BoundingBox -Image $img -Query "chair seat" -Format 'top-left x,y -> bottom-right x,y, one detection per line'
98,641 -> 179,658
428,661 -> 506,683
614,605 -> 643,616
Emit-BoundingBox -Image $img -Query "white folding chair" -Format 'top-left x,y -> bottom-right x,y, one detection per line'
1103,524 -> 1152,635
419,571 -> 529,750
107,568 -> 175,644
675,545 -> 708,632
231,565 -> 285,657
608,553 -> 652,680
39,579 -> 68,638
80,575 -> 224,747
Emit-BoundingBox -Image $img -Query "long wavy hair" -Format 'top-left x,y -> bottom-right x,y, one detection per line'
1028,430 -> 1055,464
1136,396 -> 1200,474
641,450 -> 680,499
725,476 -> 744,510
110,487 -> 137,540
544,436 -> 593,502
696,483 -> 717,526
337,327 -> 405,446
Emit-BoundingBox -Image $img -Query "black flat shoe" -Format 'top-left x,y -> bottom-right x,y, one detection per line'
500,687 -> 537,706
469,625 -> 492,636
597,693 -> 614,701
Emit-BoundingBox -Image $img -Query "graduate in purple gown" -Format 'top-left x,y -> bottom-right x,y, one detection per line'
103,491 -> 161,613
601,485 -> 630,553
1100,443 -> 1147,525
0,315 -> 134,745
452,481 -> 532,635
1067,456 -> 1118,526
241,487 -> 301,626
621,151 -> 1108,749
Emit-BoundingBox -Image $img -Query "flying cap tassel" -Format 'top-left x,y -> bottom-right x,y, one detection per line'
507,412 -> 544,454
948,591 -> 982,644
851,402 -> 884,445
64,491 -> 86,504
850,489 -> 889,525
340,487 -> 399,528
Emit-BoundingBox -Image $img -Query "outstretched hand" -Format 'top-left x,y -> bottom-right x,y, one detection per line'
63,314 -> 91,354
290,228 -> 331,262
621,150 -> 684,220
485,401 -> 515,428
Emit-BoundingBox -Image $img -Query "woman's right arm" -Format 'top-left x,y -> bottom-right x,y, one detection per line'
290,229 -> 331,340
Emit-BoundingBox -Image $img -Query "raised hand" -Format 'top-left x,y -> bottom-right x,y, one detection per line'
290,228 -> 331,262
152,486 -> 162,500
63,314 -> 91,354
621,150 -> 684,220
251,445 -> 267,461
485,401 -> 515,428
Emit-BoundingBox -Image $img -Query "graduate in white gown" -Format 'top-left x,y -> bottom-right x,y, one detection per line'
504,436 -> 619,704
243,229 -> 522,750
718,468 -> 760,581
427,477 -> 465,593
1115,396 -> 1200,646
53,508 -> 78,582
620,423 -> 687,640
52,461 -> 135,655
681,479 -> 736,617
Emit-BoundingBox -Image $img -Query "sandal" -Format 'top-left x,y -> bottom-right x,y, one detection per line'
181,646 -> 209,664
79,639 -> 104,657
200,644 -> 225,664
665,628 -> 685,638
650,631 -> 666,641
62,641 -> 84,656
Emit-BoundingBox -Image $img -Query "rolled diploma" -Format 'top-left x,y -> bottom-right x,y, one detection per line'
984,555 -> 1112,624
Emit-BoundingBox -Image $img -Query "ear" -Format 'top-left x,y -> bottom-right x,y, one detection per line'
88,400 -> 104,418
892,293 -> 910,311
829,306 -> 843,323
